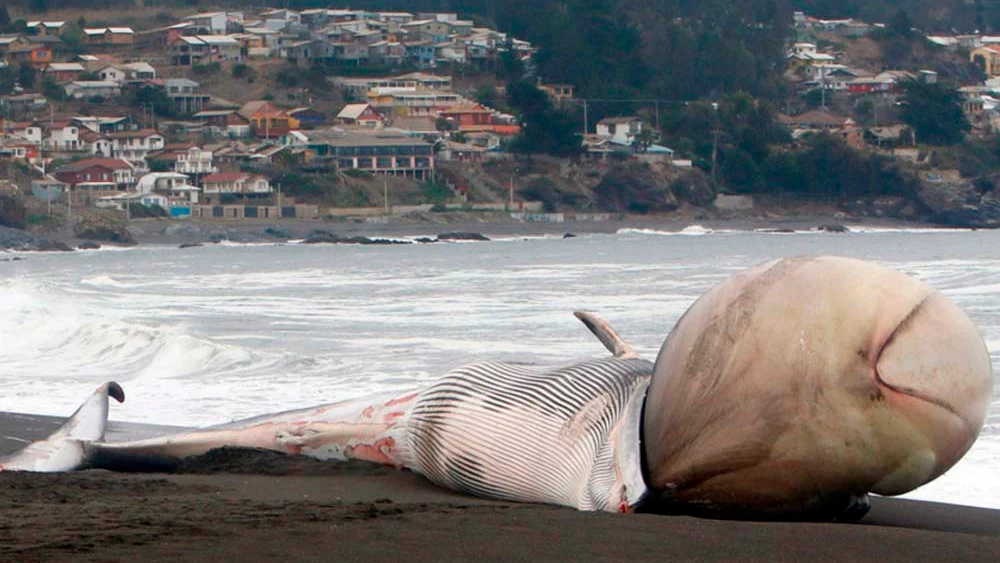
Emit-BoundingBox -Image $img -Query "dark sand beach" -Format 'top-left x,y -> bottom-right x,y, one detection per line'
2,412 -> 998,562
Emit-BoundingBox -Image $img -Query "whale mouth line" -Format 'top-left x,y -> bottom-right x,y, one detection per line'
872,295 -> 969,429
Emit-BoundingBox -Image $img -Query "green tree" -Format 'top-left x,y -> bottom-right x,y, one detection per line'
0,6 -> 10,31
898,78 -> 970,145
17,63 -> 36,90
0,66 -> 15,96
507,80 -> 581,157
887,9 -> 913,37
41,77 -> 65,101
131,85 -> 178,118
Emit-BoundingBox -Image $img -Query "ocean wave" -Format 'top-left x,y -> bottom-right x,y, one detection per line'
617,225 -> 727,236
0,279 -> 299,420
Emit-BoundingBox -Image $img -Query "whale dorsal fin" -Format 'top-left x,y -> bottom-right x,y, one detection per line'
573,311 -> 639,359
0,382 -> 124,472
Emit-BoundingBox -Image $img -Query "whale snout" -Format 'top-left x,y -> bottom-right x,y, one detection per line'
871,292 -> 994,493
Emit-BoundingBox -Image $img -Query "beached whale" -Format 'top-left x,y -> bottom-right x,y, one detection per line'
0,256 -> 993,521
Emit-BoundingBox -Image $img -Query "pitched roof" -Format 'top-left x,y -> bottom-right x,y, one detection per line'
57,158 -> 133,172
777,110 -> 850,127
337,103 -> 377,120
202,172 -> 250,183
105,128 -> 161,139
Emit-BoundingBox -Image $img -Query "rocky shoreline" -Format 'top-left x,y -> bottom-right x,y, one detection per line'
0,209 -> 957,253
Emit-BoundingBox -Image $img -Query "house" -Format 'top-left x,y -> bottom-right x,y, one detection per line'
400,19 -> 452,42
26,21 -> 65,37
280,39 -> 333,66
777,110 -> 853,132
31,176 -> 68,203
45,122 -> 82,152
201,172 -> 272,197
0,93 -> 47,114
54,157 -> 135,189
97,129 -> 165,174
847,71 -> 912,95
122,62 -> 157,82
135,171 -> 201,204
971,46 -> 1000,77
0,36 -> 30,57
185,12 -> 229,35
95,191 -> 169,212
368,41 -> 407,66
64,81 -> 122,99
336,103 -> 384,127
596,116 -> 644,146
42,62 -> 86,83
464,131 -> 502,151
288,107 -> 327,128
305,130 -> 435,179
150,143 -> 217,177
160,78 -> 211,114
97,65 -> 127,84
438,104 -> 520,135
439,139 -> 486,162
6,43 -> 52,68
334,73 -> 452,98
367,88 -> 463,117
72,115 -> 132,134
537,81 -> 575,103
96,62 -> 157,84
405,41 -> 436,68
191,109 -> 251,137
239,101 -> 301,138
169,35 -> 242,66
83,27 -> 135,45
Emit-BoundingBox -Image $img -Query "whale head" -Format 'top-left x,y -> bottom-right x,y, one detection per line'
640,256 -> 994,520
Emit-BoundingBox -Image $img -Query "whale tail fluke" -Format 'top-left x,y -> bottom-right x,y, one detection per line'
0,382 -> 125,472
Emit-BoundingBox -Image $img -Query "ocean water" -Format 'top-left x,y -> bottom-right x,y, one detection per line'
1,226 -> 998,509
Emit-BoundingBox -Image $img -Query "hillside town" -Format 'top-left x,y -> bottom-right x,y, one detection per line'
1,6 -> 1000,229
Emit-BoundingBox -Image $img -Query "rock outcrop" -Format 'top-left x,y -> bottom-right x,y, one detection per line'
74,217 -> 137,245
0,192 -> 27,230
914,177 -> 1000,228
0,225 -> 73,252
593,161 -> 679,213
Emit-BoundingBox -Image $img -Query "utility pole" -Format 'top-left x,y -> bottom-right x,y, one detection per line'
382,175 -> 390,214
710,126 -> 720,184
508,174 -> 515,210
582,99 -> 588,135
820,70 -> 827,109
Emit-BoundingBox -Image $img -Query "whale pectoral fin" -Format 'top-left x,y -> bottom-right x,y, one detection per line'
573,311 -> 639,359
0,382 -> 125,472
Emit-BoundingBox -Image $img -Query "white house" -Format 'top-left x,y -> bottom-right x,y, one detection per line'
97,65 -> 127,83
96,129 -> 165,174
135,172 -> 201,204
596,116 -> 644,146
201,172 -> 272,196
64,81 -> 122,99
46,122 -> 82,151
185,12 -> 229,35
96,191 -> 169,211
174,146 -> 216,175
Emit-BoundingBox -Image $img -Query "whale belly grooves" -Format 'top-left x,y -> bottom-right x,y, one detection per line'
407,357 -> 653,511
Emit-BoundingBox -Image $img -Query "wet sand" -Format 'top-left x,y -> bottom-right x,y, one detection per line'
2,412 -> 998,562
